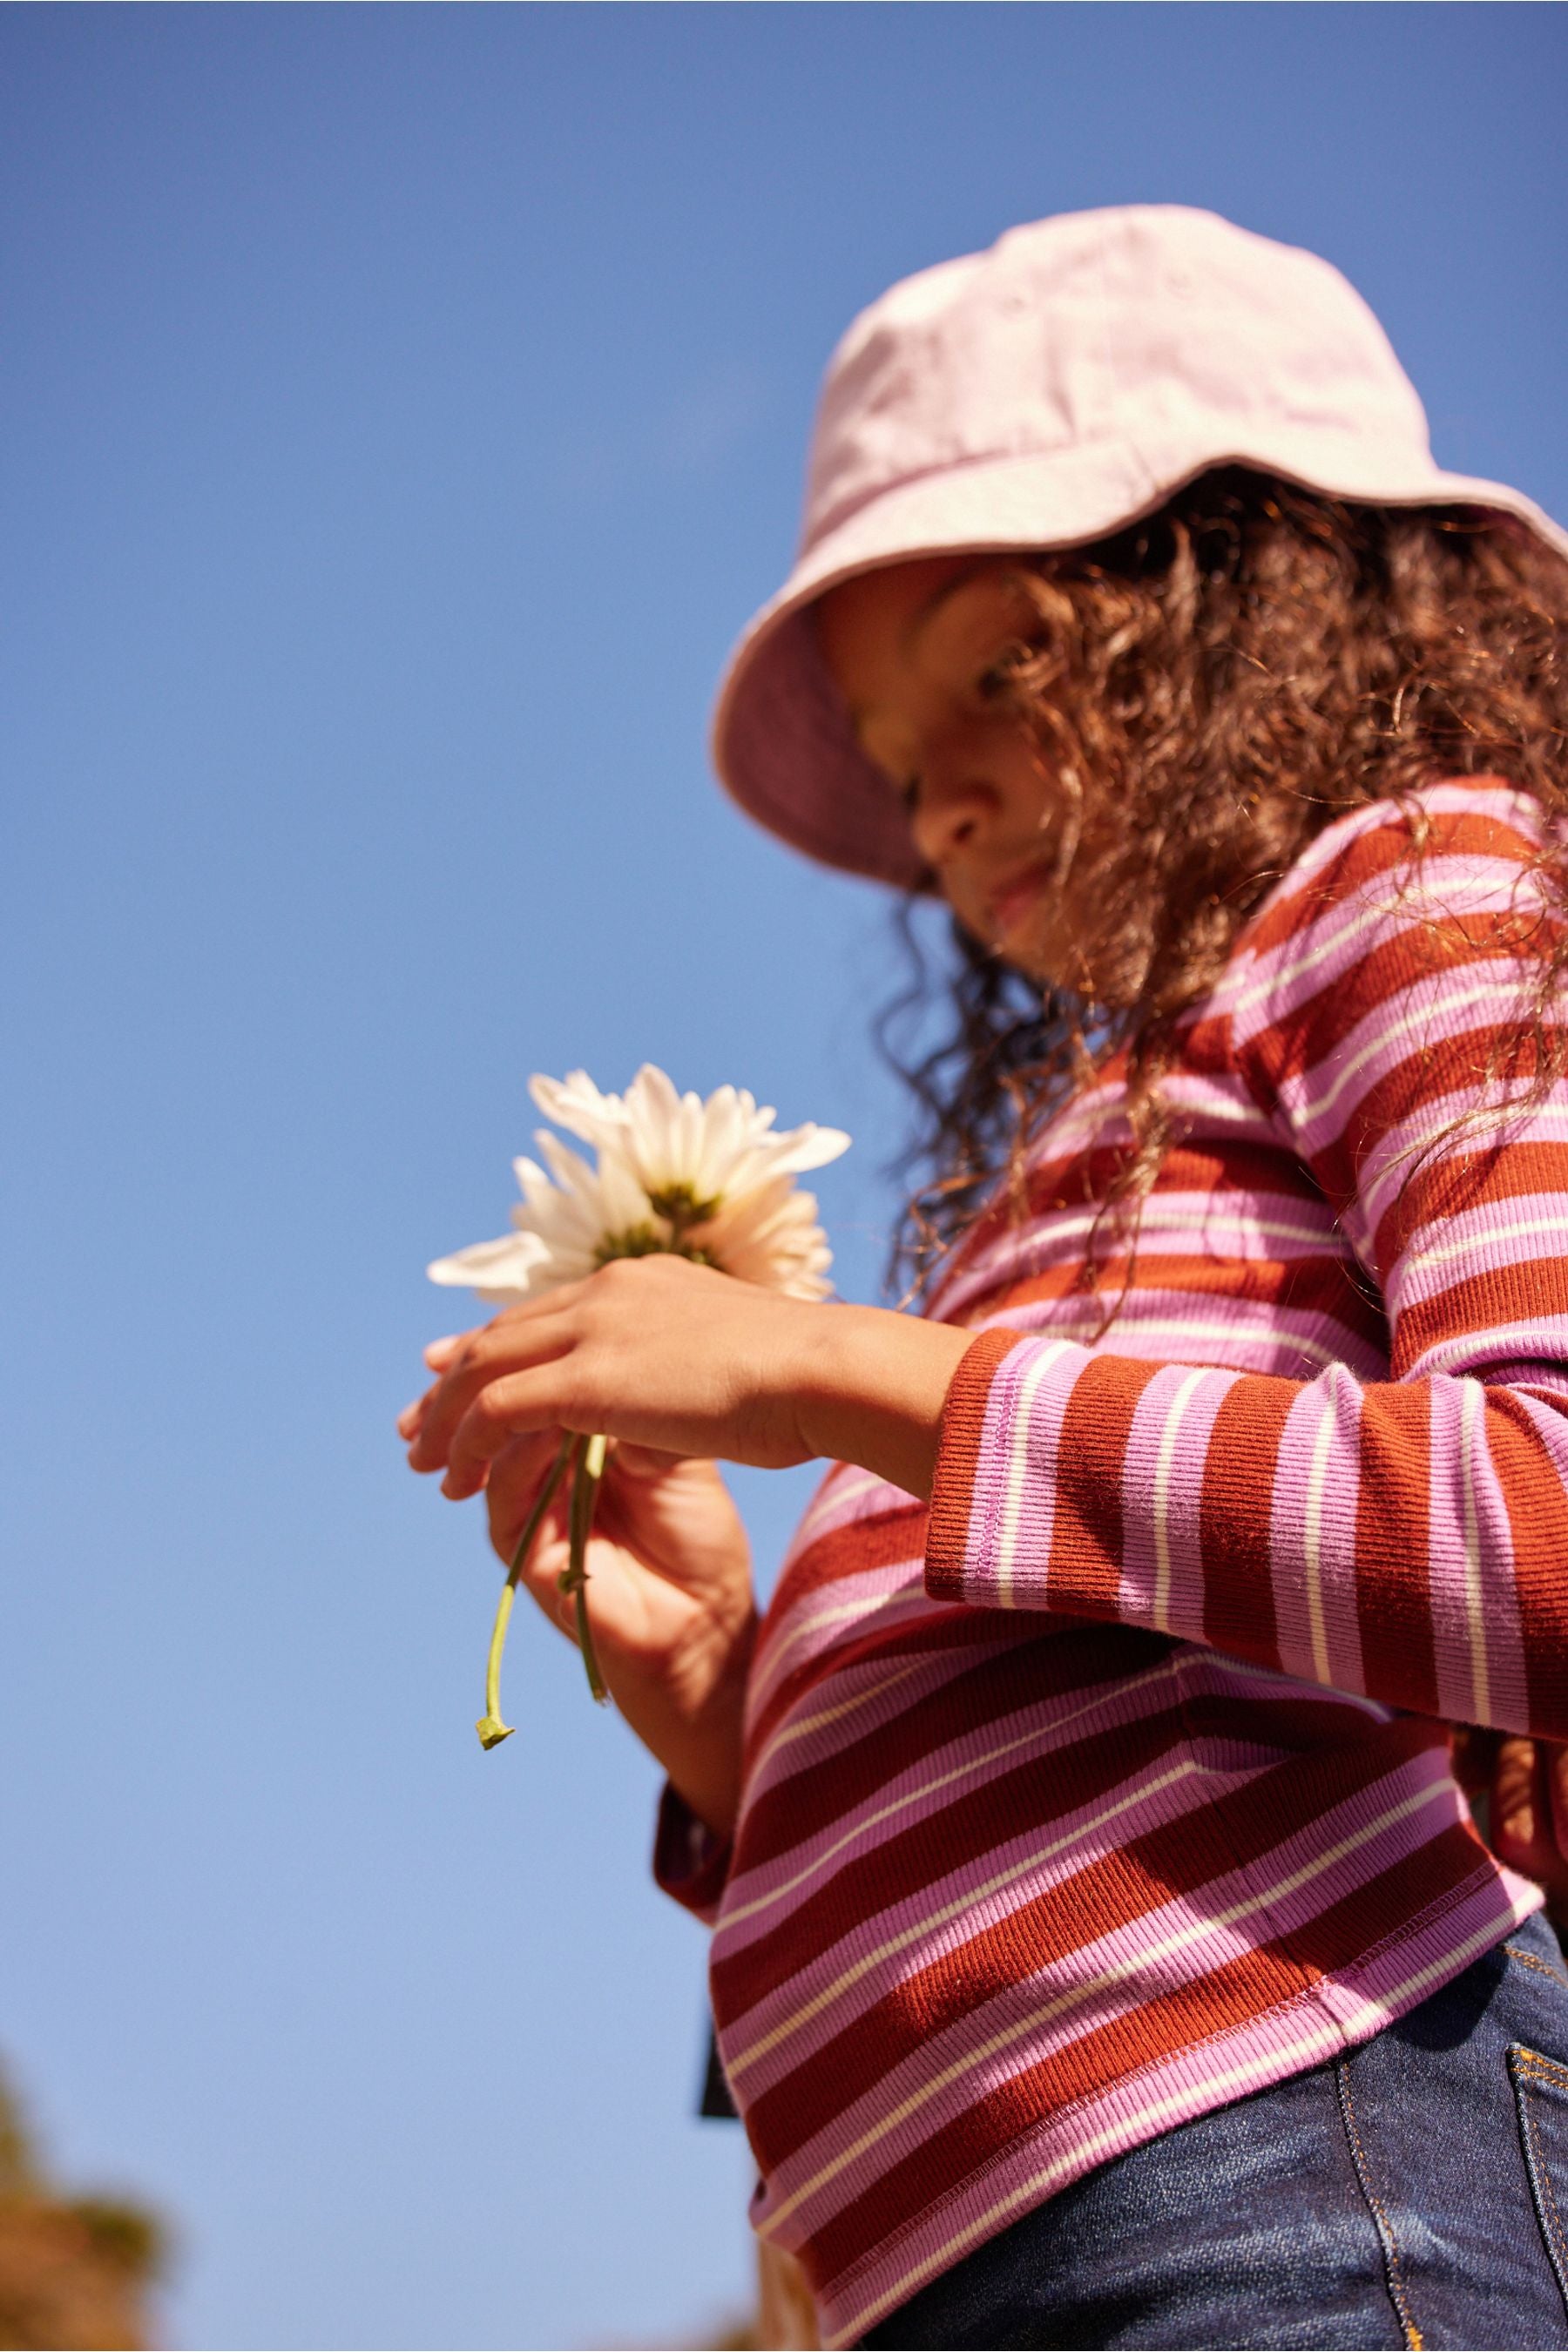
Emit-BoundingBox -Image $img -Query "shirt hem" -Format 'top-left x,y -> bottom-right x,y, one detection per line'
808,1861 -> 1539,2348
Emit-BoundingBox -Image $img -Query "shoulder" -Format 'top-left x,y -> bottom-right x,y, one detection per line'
1240,779 -> 1553,960
1205,777 -> 1558,1049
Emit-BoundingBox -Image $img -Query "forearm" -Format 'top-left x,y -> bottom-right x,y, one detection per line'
792,1303 -> 977,1500
927,1328 -> 1568,1740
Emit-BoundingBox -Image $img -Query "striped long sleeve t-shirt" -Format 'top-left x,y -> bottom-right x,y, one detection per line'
656,781 -> 1568,2348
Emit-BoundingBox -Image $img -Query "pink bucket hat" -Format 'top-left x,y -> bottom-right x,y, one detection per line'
712,205 -> 1568,891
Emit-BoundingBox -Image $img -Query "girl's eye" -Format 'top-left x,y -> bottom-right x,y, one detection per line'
977,645 -> 1028,702
899,776 -> 921,815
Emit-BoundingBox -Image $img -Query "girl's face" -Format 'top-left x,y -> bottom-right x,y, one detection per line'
814,555 -> 1121,994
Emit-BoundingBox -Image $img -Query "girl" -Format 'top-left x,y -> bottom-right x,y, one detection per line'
401,208 -> 1568,2349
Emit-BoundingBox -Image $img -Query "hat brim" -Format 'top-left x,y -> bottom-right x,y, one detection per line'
711,438 -> 1568,891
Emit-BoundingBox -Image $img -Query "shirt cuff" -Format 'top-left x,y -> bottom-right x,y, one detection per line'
925,1325 -> 1035,1601
652,1781 -> 733,1925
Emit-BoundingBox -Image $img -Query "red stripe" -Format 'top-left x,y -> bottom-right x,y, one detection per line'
738,1625 -> 1163,1873
1484,1388 -> 1568,1740
801,1818 -> 1488,2296
1374,1138 -> 1568,1276
739,1715 -> 1446,2166
1046,1355 -> 1164,1617
926,1329 -> 1023,1600
1198,1371 -> 1294,1668
1354,1383 -> 1439,1719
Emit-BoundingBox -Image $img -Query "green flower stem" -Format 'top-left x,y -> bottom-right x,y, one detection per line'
475,1434 -> 573,1751
559,1432 -> 610,1705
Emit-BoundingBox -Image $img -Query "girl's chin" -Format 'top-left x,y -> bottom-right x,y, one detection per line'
983,925 -> 1142,1010
971,923 -> 1066,993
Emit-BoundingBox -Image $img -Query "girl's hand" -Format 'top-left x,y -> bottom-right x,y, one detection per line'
400,1254 -> 974,1502
1453,1727 -> 1568,1925
398,1258 -> 972,1828
483,1426 -> 758,1839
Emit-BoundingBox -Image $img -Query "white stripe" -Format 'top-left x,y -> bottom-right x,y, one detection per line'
1301,1404 -> 1338,1687
727,1746 -> 1199,2079
1291,975 -> 1535,1132
723,1663 -> 1179,1937
1459,1379 -> 1492,1725
996,1341 -> 1073,1607
983,1311 -> 1348,1375
758,1774 -> 1450,2239
1152,1369 -> 1208,1633
837,1899 -> 1524,2349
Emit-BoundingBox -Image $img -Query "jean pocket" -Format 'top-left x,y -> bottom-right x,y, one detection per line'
1510,2043 -> 1568,2315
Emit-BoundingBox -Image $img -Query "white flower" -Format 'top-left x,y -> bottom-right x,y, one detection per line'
427,1064 -> 850,1305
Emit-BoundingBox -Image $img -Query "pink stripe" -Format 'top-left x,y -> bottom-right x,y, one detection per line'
1225,855 -> 1531,1049
1280,961 -> 1548,1162
1422,1378 -> 1511,1726
1156,1368 -> 1242,1644
936,1167 -> 1330,1305
725,1645 -> 1158,1939
742,1632 -> 1010,1803
1409,1312 -> 1568,1382
1387,1188 -> 1568,1317
1267,1368 -> 1365,1693
1119,1364 -> 1237,1636
977,1288 -> 1384,1382
819,1866 -> 1534,2348
749,1559 -> 928,1716
962,1337 -> 1078,1606
721,1738 -> 1229,2098
754,1754 -> 1465,2246
1468,1388 -> 1533,1725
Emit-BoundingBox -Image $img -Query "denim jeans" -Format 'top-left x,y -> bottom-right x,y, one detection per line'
859,1909 -> 1568,2349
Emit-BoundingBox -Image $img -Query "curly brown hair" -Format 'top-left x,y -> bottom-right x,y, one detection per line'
878,467 -> 1568,1305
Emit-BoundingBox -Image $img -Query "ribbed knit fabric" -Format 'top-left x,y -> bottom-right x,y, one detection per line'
656,781 -> 1566,2349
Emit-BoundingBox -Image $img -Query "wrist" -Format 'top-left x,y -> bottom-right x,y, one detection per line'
794,1305 -> 975,1499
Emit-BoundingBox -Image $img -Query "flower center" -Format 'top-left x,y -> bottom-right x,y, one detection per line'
593,1223 -> 669,1263
646,1180 -> 723,1230
593,1222 -> 722,1274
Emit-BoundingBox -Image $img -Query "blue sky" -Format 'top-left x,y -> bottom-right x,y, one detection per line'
3,7 -> 1565,2347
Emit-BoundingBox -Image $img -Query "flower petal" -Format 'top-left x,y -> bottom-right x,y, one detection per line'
426,1231 -> 554,1302
529,1070 -> 628,1151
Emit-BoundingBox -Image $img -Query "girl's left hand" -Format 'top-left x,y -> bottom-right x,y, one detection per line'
399,1253 -> 974,1502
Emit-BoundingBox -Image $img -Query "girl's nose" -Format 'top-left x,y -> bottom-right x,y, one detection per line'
908,774 -> 1001,870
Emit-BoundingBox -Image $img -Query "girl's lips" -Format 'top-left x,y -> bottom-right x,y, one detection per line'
988,860 -> 1055,941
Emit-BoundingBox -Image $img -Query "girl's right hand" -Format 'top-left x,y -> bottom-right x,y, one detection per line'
1453,1726 -> 1568,1930
483,1423 -> 758,1842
